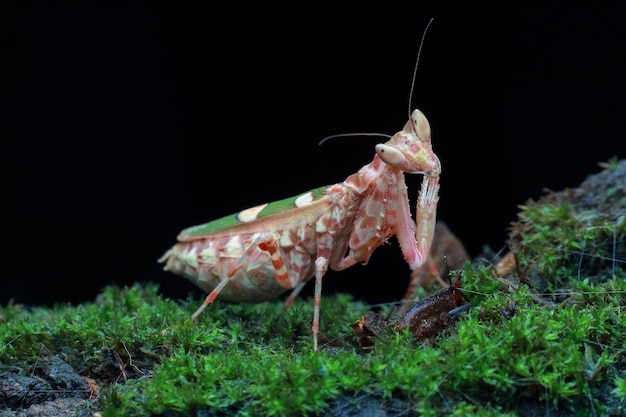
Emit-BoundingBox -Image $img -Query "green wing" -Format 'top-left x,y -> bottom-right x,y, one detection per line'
178,185 -> 331,240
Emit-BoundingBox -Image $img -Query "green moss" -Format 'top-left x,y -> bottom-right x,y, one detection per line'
510,199 -> 625,294
507,159 -> 626,300
2,273 -> 625,416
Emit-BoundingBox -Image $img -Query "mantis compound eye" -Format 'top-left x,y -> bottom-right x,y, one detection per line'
375,143 -> 407,168
410,109 -> 431,143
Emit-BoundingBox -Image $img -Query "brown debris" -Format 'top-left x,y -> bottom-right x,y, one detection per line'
352,275 -> 469,350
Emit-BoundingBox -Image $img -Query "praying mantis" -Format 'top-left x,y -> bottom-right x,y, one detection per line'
158,21 -> 441,351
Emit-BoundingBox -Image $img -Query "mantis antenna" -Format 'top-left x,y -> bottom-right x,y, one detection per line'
318,132 -> 391,146
408,17 -> 434,120
320,17 -> 435,148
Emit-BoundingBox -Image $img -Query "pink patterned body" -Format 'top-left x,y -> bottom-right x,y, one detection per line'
159,109 -> 441,350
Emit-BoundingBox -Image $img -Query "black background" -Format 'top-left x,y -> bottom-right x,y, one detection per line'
2,3 -> 625,307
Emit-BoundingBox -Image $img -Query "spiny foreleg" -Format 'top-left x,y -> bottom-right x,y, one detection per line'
414,173 -> 441,268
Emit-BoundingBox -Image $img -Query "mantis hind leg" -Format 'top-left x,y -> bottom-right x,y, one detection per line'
191,233 -> 294,319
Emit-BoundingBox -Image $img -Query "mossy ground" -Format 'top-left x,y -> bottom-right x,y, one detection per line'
1,159 -> 625,417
